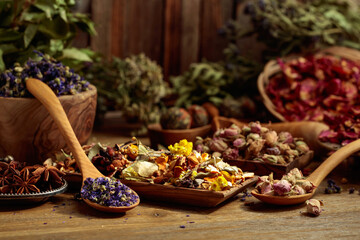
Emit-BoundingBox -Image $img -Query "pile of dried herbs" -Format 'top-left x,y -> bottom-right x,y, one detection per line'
85,54 -> 171,135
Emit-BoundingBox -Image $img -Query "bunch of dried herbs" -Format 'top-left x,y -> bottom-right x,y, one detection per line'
0,0 -> 96,71
227,0 -> 360,60
85,54 -> 171,135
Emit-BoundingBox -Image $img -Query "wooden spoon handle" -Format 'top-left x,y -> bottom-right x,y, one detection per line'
307,138 -> 360,186
26,78 -> 102,180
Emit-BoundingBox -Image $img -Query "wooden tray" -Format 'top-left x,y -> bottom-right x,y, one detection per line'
121,177 -> 258,207
63,172 -> 257,207
212,116 -> 314,178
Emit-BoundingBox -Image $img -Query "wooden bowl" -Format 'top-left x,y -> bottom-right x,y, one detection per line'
257,46 -> 360,152
147,124 -> 212,149
0,85 -> 97,164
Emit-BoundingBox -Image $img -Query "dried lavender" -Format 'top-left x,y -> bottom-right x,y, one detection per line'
325,179 -> 341,194
0,51 -> 89,98
80,177 -> 138,207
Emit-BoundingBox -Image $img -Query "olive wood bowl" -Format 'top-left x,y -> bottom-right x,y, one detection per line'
0,85 -> 97,164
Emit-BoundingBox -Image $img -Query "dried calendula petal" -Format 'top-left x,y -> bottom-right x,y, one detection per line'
306,199 -> 323,216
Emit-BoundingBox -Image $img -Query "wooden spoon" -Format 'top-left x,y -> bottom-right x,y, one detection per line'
251,137 -> 360,205
26,78 -> 140,213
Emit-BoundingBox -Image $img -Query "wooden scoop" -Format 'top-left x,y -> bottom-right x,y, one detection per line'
251,137 -> 360,205
26,78 -> 140,213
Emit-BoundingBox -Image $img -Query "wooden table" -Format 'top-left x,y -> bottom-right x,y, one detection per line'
1,130 -> 360,240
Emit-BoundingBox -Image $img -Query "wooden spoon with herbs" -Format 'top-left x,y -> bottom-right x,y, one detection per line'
251,137 -> 360,205
26,78 -> 139,213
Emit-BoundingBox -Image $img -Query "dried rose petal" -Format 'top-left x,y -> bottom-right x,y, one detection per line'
273,179 -> 292,196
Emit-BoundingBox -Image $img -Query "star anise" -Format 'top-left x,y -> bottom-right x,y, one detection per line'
13,167 -> 40,194
32,165 -> 65,190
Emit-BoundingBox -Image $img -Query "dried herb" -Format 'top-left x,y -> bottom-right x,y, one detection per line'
80,177 -> 139,207
0,0 -> 96,71
238,0 -> 360,59
194,122 -> 310,165
0,51 -> 89,97
0,156 -> 65,194
85,54 -> 171,135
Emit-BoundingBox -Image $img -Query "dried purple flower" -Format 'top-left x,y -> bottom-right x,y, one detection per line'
222,148 -> 240,160
80,177 -> 139,207
233,138 -> 246,148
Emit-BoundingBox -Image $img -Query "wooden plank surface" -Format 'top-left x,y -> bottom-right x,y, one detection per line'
1,131 -> 360,239
0,174 -> 359,239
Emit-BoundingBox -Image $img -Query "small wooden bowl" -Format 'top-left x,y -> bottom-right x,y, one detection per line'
147,124 -> 212,149
0,85 -> 97,164
257,46 -> 360,152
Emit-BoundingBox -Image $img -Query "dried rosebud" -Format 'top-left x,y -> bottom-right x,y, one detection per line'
257,181 -> 273,195
233,138 -> 246,148
292,185 -> 306,195
299,180 -> 316,193
210,138 -> 228,152
273,179 -> 292,196
287,168 -> 303,179
306,199 -> 323,216
222,148 -> 239,160
262,154 -> 278,164
247,133 -> 260,141
249,121 -> 262,133
245,139 -> 265,158
278,132 -> 293,144
295,141 -> 310,153
266,147 -> 281,155
264,130 -> 278,147
219,127 -> 239,139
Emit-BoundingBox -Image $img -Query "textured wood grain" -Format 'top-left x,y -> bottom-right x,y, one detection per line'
200,0 -> 233,61
0,85 -> 97,165
0,175 -> 360,239
180,0 -> 201,73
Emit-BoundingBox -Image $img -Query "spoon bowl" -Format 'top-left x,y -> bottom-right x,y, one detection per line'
26,78 -> 139,213
250,137 -> 360,205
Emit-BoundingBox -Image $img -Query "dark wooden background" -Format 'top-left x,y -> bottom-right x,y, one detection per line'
80,0 -> 255,81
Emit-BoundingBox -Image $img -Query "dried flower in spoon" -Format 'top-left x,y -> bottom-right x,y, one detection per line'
81,177 -> 139,207
255,168 -> 315,196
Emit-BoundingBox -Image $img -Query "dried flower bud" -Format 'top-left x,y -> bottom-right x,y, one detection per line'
292,185 -> 306,195
262,154 -> 278,164
299,180 -> 316,193
222,148 -> 240,160
278,132 -> 293,144
287,168 -> 303,180
295,141 -> 310,153
220,128 -> 239,139
249,121 -> 262,133
246,139 -> 265,158
273,179 -> 292,196
264,130 -> 278,147
266,147 -> 281,155
210,138 -> 228,152
257,181 -> 273,195
233,138 -> 246,148
247,133 -> 260,141
306,199 -> 323,216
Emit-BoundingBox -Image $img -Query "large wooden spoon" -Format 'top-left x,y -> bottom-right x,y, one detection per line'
26,78 -> 140,213
251,137 -> 360,205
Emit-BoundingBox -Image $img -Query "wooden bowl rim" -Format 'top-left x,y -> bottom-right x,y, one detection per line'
0,84 -> 97,102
